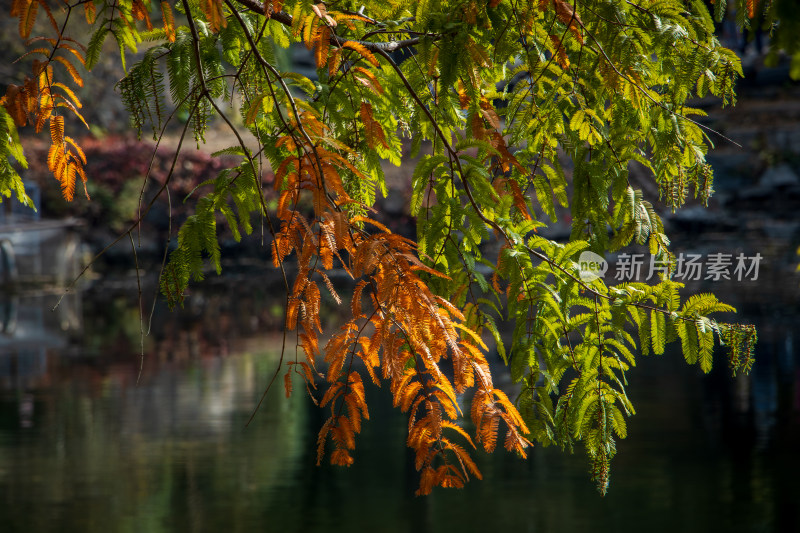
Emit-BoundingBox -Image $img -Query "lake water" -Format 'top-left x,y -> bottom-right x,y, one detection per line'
0,263 -> 798,532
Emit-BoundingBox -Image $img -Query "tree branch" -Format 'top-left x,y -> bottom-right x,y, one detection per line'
233,0 -> 426,52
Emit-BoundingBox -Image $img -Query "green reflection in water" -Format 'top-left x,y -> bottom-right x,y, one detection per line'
0,349 -> 307,532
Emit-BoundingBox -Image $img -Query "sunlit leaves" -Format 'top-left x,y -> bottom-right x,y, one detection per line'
1,0 -> 760,497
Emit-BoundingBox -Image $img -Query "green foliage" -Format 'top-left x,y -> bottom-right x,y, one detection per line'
0,107 -> 33,207
161,161 -> 261,308
762,0 -> 800,79
118,46 -> 169,140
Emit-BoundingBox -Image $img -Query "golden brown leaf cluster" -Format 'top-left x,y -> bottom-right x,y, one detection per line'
271,110 -> 530,494
4,0 -> 89,200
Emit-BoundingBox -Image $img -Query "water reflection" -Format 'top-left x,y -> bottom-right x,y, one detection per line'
0,282 -> 797,532
0,338 -> 307,532
0,292 -> 81,391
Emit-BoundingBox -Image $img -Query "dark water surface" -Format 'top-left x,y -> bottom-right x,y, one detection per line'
0,274 -> 798,532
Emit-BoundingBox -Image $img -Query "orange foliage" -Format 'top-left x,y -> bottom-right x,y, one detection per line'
272,111 -> 530,494
1,6 -> 89,201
